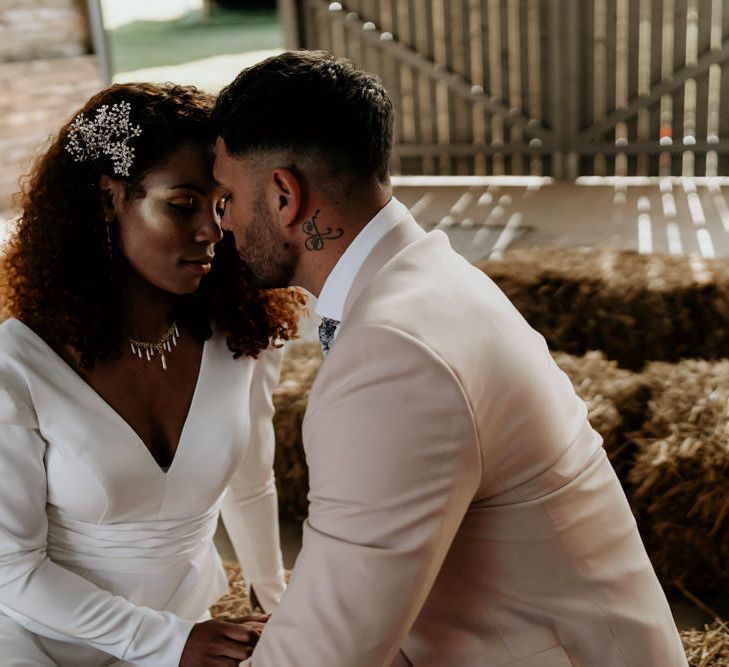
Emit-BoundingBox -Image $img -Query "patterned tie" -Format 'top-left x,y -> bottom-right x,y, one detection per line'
318,317 -> 340,356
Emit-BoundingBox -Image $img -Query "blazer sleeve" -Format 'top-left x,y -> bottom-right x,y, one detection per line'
0,387 -> 194,666
220,345 -> 287,612
243,325 -> 481,667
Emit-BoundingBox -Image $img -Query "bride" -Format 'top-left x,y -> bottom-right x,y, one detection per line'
0,82 -> 305,666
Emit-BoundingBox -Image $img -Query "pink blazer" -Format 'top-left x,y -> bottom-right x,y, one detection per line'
244,212 -> 687,667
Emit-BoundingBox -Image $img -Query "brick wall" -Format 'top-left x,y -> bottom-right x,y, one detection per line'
0,0 -> 103,210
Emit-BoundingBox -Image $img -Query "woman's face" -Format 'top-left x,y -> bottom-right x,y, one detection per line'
112,142 -> 223,295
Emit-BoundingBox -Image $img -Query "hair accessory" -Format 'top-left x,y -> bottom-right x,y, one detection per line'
125,322 -> 180,371
65,101 -> 142,176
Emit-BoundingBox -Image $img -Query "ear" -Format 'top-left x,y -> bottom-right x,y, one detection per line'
98,174 -> 125,220
268,167 -> 302,230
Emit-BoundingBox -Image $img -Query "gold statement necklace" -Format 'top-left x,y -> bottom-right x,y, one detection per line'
125,322 -> 180,371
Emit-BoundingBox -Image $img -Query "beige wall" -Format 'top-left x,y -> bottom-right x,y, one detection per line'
0,0 -> 102,210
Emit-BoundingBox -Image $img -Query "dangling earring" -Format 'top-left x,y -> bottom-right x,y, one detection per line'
104,216 -> 114,258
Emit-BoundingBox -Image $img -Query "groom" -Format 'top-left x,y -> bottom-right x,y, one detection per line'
212,51 -> 687,667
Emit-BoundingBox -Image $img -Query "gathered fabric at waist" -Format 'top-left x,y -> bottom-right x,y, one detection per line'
46,504 -> 221,575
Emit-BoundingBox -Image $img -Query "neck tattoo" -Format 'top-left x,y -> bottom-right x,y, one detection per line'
303,209 -> 343,251
125,322 -> 180,371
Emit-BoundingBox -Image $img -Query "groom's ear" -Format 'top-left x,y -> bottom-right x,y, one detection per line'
269,167 -> 301,230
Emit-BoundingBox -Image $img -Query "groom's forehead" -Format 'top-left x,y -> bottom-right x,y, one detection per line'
212,142 -> 235,181
213,156 -> 258,194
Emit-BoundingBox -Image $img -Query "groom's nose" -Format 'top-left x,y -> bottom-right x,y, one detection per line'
220,212 -> 233,232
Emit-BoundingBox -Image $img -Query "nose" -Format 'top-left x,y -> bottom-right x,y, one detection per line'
195,209 -> 224,244
220,212 -> 233,233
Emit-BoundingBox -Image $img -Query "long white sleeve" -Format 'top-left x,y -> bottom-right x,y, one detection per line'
0,386 -> 194,666
220,346 -> 287,612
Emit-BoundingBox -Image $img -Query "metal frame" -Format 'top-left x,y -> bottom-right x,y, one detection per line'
85,0 -> 113,84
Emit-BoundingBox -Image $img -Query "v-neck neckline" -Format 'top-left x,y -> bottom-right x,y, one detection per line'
12,319 -> 208,476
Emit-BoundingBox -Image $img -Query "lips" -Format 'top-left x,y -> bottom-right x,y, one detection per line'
180,256 -> 214,275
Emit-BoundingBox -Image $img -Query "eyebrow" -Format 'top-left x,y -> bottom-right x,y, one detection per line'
168,183 -> 207,194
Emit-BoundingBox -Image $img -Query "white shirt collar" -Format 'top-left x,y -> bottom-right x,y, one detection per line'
316,196 -> 408,322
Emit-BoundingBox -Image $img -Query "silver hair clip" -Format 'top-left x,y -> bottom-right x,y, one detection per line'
65,101 -> 142,176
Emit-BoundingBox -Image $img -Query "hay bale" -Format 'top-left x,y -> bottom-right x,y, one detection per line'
480,247 -> 729,370
681,621 -> 729,667
211,563 -> 292,619
627,359 -> 729,596
210,562 -> 254,620
552,350 -> 649,478
273,341 -> 322,522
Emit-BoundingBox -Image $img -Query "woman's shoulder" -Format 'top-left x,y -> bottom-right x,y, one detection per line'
0,319 -> 41,426
0,318 -> 30,358
0,318 -> 49,364
0,318 -> 56,386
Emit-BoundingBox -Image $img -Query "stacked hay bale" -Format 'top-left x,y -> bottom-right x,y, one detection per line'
479,247 -> 729,370
628,359 -> 729,597
552,350 -> 649,480
272,341 -> 322,522
681,621 -> 729,667
210,562 -> 254,619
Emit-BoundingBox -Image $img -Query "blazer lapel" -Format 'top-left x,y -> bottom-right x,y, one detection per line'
342,212 -> 426,322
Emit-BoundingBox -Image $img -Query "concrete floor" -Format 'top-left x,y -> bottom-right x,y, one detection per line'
393,175 -> 729,263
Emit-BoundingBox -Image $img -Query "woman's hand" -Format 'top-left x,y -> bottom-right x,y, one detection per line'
179,615 -> 269,666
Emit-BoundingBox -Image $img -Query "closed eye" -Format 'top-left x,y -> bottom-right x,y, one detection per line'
169,196 -> 197,211
214,193 -> 231,220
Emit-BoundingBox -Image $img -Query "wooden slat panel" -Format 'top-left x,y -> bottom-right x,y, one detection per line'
288,0 -> 729,177
377,0 -> 401,173
303,0 -> 319,50
671,0 -> 688,177
345,8 -> 363,67
450,0 -> 472,175
637,0 -> 652,175
548,0 -> 564,178
565,0 -> 580,177
682,0 -> 699,175
487,0 -> 505,175
361,10 -> 382,85
413,0 -> 435,173
615,0 -> 629,176
469,0 -> 487,175
431,0 -> 450,174
705,0 -> 723,176
507,0 -> 524,174
329,3 -> 347,59
719,4 -> 729,176
594,0 -> 608,175
394,0 -> 418,172
526,0 -> 543,175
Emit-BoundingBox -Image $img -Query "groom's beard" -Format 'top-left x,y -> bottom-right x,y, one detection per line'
239,195 -> 298,289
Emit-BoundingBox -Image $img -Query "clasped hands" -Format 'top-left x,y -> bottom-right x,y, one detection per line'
179,614 -> 270,666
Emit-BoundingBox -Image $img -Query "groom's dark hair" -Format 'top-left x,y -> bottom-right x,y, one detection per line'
214,50 -> 393,183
